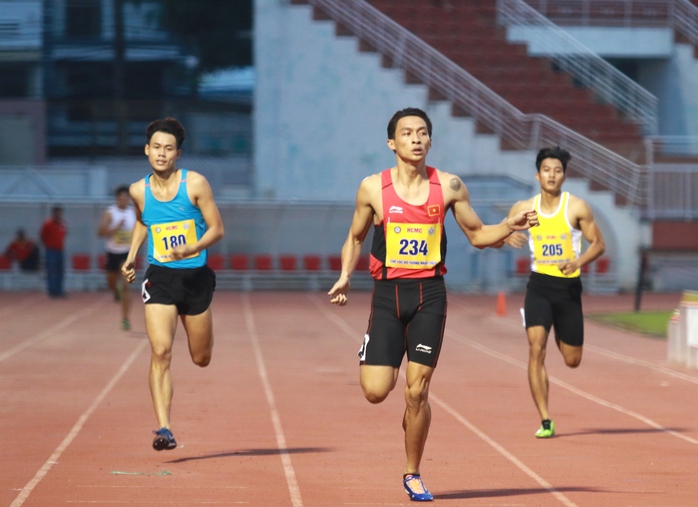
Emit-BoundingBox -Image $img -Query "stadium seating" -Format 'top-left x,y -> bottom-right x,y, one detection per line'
231,254 -> 249,270
72,254 -> 91,271
207,254 -> 225,270
0,255 -> 11,270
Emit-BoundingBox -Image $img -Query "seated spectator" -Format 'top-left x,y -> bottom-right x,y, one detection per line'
5,229 -> 40,272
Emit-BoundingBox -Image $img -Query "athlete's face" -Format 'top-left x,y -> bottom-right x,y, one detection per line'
115,191 -> 130,209
387,116 -> 431,163
536,157 -> 565,193
145,131 -> 180,173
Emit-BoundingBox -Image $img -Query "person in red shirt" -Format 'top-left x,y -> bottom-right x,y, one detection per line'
40,206 -> 68,297
4,229 -> 39,272
328,108 -> 538,501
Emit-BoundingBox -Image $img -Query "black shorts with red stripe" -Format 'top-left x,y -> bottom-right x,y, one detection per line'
359,277 -> 447,368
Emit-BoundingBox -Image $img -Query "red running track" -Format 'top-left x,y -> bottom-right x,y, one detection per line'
1,290 -> 696,506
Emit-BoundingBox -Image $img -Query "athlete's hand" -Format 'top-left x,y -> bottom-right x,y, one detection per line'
507,209 -> 539,231
328,277 -> 350,306
171,244 -> 195,260
504,232 -> 528,249
121,259 -> 136,284
557,260 -> 579,276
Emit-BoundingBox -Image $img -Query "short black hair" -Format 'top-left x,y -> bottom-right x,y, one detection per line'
115,185 -> 129,196
146,117 -> 185,148
536,146 -> 571,173
387,107 -> 433,139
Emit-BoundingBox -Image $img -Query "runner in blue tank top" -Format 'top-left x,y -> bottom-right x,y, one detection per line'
121,117 -> 224,451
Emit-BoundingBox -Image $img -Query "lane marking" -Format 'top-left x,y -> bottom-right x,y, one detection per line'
430,392 -> 577,507
311,295 -> 577,507
447,329 -> 698,445
584,344 -> 698,384
10,338 -> 148,507
0,295 -> 108,363
242,294 -> 303,507
479,307 -> 698,385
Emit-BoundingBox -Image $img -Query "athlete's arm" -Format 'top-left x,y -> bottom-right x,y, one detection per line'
97,210 -> 123,238
122,181 -> 147,283
170,171 -> 225,260
328,175 -> 378,306
557,196 -> 606,276
446,174 -> 539,248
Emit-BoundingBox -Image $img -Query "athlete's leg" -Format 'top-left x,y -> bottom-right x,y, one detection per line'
181,307 -> 214,367
556,338 -> 583,368
403,361 -> 434,476
527,325 -> 550,421
119,274 -> 132,322
106,271 -> 119,297
360,364 -> 399,404
145,303 -> 179,429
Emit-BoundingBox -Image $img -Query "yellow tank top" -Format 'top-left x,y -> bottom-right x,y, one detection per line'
528,192 -> 582,278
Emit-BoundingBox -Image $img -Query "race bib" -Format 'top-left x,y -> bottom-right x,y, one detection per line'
113,229 -> 132,246
151,219 -> 199,263
532,233 -> 573,266
385,222 -> 441,269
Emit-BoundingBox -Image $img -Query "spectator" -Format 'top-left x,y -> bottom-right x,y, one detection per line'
4,229 -> 40,272
40,206 -> 68,297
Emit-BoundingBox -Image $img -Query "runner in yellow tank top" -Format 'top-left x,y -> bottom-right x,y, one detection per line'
504,146 -> 606,439
529,191 -> 583,278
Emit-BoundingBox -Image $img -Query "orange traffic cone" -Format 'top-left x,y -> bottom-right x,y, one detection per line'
496,291 -> 506,316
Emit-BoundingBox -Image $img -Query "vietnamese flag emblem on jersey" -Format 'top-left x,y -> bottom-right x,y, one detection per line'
427,204 -> 440,217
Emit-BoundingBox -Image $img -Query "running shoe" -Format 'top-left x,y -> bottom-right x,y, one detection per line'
121,318 -> 131,331
152,427 -> 177,451
403,474 -> 433,502
535,419 -> 555,438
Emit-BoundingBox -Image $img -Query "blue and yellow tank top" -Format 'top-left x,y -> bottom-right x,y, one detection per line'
142,169 -> 207,268
528,192 -> 582,278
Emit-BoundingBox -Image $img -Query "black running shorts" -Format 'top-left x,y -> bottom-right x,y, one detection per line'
524,271 -> 584,346
359,277 -> 447,368
141,264 -> 216,315
105,252 -> 128,273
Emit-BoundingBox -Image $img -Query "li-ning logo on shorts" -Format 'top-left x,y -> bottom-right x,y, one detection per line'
141,278 -> 151,303
415,344 -> 432,354
358,334 -> 370,361
389,205 -> 403,214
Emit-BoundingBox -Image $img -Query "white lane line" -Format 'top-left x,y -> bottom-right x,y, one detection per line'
584,344 -> 698,384
311,295 -> 577,507
481,308 -> 698,386
242,294 -> 303,507
10,338 -> 149,507
0,295 -> 108,363
447,330 -> 698,445
430,392 -> 577,507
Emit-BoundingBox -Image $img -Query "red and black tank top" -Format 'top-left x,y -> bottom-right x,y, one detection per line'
369,167 -> 447,280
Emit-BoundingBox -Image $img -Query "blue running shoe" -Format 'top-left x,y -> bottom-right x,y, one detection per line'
152,427 -> 177,451
404,474 -> 433,502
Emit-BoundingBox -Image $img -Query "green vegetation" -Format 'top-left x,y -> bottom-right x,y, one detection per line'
588,311 -> 674,338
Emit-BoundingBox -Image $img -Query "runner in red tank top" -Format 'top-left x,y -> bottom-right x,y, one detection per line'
328,108 -> 539,501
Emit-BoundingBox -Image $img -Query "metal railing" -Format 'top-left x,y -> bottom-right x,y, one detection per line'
645,163 -> 698,219
522,0 -> 698,45
306,0 -> 647,206
497,0 -> 659,135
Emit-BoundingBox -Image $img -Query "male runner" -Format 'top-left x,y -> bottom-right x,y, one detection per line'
505,146 -> 605,438
122,117 -> 224,450
328,107 -> 538,501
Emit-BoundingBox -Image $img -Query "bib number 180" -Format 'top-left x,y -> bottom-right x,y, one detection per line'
161,234 -> 187,250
